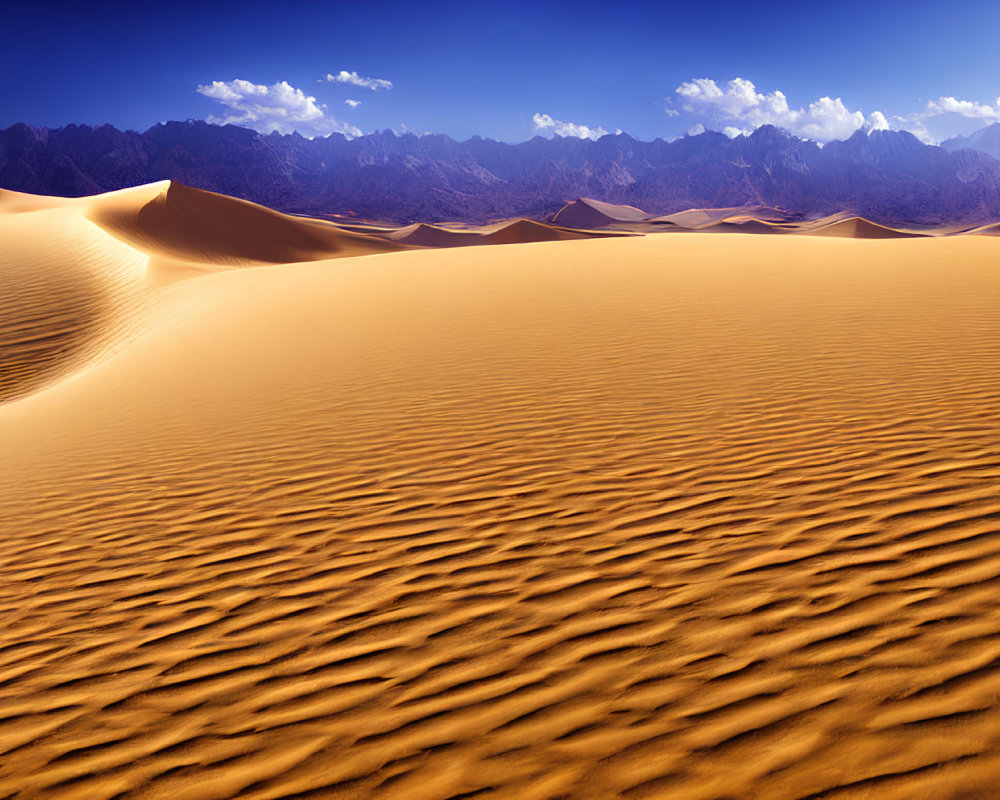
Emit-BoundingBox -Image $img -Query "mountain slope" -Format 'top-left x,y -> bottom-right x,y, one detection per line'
942,123 -> 1000,162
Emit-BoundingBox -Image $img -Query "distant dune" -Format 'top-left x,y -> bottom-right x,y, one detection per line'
387,217 -> 618,247
650,205 -> 794,229
552,197 -> 651,228
4,185 -> 1000,799
804,216 -> 927,239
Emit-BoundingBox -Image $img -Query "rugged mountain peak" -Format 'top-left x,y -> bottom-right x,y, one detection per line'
3,121 -> 1000,226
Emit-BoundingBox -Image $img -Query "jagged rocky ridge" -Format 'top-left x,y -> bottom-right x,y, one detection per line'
4,120 -> 1000,225
942,123 -> 1000,163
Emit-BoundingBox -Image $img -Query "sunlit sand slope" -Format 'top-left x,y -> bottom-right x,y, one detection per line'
0,187 -> 157,401
0,182 -> 409,400
3,221 -> 1000,798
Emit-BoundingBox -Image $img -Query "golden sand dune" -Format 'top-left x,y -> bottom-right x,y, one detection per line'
689,218 -> 786,235
386,222 -> 487,247
651,205 -> 793,229
386,218 -> 619,247
479,218 -> 614,244
0,193 -> 152,401
803,216 -> 927,239
88,181 -> 409,265
4,187 -> 1000,799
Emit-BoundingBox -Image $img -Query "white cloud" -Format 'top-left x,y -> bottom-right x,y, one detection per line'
344,99 -> 361,108
886,95 -> 1000,144
866,110 -> 890,132
675,77 -> 888,141
197,79 -> 361,137
889,114 -> 935,144
686,122 -> 705,136
924,95 -> 1000,123
321,70 -> 393,91
532,112 -> 615,140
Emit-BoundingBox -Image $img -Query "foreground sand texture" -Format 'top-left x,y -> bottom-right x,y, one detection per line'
3,186 -> 1000,799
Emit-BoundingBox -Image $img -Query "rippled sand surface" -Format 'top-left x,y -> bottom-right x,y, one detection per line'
3,185 -> 1000,799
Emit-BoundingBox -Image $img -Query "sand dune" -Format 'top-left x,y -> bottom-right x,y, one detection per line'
0,182 -> 406,401
651,205 -> 794,229
689,219 -> 786,235
480,218 -> 613,244
0,194 -> 154,401
967,221 -> 1000,235
89,181 -> 409,265
552,197 -> 651,228
4,187 -> 1000,799
803,216 -> 927,239
386,218 -> 619,247
385,222 -> 487,247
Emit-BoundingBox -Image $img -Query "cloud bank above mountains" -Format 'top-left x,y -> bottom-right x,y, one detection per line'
196,80 -> 362,137
194,73 -> 1000,145
672,77 -> 889,141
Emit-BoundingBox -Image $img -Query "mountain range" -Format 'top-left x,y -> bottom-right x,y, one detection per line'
4,120 -> 1000,225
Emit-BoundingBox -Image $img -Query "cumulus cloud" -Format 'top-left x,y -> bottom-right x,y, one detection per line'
320,70 -> 393,91
887,95 -> 1000,144
674,77 -> 888,141
197,79 -> 361,137
866,110 -> 890,131
532,113 -> 619,140
924,95 -> 1000,123
344,99 -> 361,108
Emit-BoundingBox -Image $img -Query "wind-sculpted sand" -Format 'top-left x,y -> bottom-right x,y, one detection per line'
3,184 -> 1000,799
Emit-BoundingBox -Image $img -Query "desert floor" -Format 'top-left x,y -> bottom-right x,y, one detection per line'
3,184 -> 1000,799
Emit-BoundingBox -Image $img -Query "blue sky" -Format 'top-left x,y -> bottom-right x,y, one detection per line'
4,0 -> 1000,144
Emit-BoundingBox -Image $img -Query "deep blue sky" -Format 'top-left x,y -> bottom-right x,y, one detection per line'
4,0 -> 1000,143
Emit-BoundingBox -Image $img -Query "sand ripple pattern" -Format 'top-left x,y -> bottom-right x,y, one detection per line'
2,234 -> 1000,798
0,209 -> 149,401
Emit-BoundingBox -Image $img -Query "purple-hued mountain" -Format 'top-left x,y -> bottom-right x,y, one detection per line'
942,123 -> 1000,163
4,120 -> 1000,225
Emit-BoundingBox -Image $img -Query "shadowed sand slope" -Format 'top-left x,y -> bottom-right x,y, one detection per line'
552,198 -> 651,228
4,216 -> 1000,799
